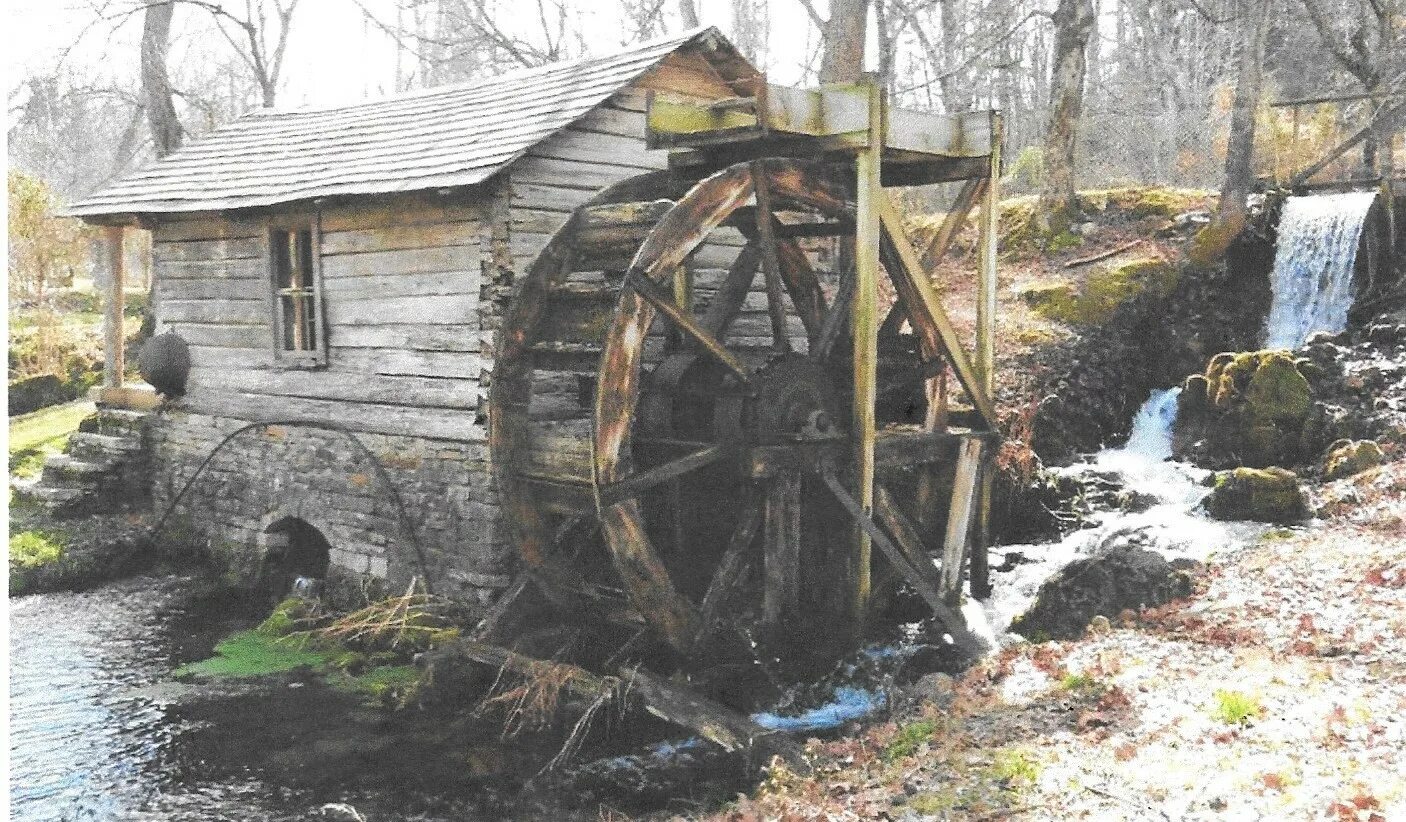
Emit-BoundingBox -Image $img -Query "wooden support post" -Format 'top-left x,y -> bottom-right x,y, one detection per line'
941,437 -> 984,604
763,469 -> 801,629
972,117 -> 1002,600
103,225 -> 127,390
851,80 -> 883,627
976,115 -> 1001,401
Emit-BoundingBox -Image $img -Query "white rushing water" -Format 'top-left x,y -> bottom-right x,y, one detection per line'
981,388 -> 1262,637
1265,191 -> 1376,348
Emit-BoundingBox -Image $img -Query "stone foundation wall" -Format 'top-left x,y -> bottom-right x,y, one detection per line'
148,407 -> 514,608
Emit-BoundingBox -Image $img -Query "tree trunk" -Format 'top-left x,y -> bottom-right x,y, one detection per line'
140,0 -> 183,157
1216,0 -> 1273,222
679,0 -> 700,28
819,0 -> 869,84
1037,0 -> 1095,234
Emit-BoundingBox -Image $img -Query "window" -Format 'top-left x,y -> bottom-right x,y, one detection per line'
268,221 -> 327,366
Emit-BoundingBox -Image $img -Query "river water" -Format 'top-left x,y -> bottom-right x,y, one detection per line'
7,576 -> 556,822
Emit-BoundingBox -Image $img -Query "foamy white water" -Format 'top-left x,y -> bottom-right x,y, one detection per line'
982,388 -> 1262,636
1265,191 -> 1376,348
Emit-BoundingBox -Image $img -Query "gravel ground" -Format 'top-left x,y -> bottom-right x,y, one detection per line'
696,460 -> 1406,822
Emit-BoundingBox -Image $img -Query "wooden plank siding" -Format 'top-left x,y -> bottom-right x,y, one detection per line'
152,195 -> 486,441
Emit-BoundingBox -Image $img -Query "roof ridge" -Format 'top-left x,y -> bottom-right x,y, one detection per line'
250,26 -> 715,118
63,26 -> 747,217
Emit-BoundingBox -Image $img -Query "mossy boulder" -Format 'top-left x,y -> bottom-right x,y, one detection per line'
1017,281 -> 1077,316
1205,467 -> 1308,523
1322,439 -> 1385,480
1174,350 -> 1315,468
1080,186 -> 1212,220
1022,257 -> 1177,326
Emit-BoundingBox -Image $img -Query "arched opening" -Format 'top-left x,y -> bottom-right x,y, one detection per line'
259,517 -> 332,603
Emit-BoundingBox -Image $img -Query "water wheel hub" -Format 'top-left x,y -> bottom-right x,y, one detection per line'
716,353 -> 842,445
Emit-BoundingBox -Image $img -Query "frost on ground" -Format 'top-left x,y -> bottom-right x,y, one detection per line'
699,469 -> 1406,822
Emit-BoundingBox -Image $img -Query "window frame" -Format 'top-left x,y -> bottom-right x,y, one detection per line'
265,213 -> 329,369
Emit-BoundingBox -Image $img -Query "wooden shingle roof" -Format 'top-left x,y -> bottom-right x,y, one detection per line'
67,27 -> 744,218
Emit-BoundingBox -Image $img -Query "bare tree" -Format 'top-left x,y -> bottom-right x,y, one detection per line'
176,0 -> 301,107
1217,0 -> 1273,224
140,0 -> 183,156
731,0 -> 769,64
797,0 -> 869,83
1038,0 -> 1095,232
680,0 -> 701,27
1300,0 -> 1403,170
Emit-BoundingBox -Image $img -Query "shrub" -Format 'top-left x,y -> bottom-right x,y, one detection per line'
9,530 -> 65,569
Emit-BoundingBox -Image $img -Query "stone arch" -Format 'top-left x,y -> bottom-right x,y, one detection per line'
257,513 -> 333,602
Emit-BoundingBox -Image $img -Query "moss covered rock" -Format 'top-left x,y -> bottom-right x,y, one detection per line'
1205,467 -> 1308,523
1322,439 -> 1385,480
1022,257 -> 1177,326
1175,350 -> 1315,468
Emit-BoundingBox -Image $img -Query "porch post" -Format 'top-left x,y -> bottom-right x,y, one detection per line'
103,225 -> 126,390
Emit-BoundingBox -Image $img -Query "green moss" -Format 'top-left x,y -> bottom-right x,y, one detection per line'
174,630 -> 333,679
1207,467 -> 1308,523
1024,256 -> 1176,326
1212,690 -> 1263,725
884,719 -> 939,761
1046,230 -> 1083,253
988,748 -> 1042,786
257,597 -> 318,637
1323,439 -> 1385,480
907,789 -> 960,815
1080,186 -> 1212,219
1060,672 -> 1099,692
332,664 -> 422,705
9,529 -> 65,569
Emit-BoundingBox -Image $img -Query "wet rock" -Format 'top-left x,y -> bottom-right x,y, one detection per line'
1174,350 -> 1315,468
1322,439 -> 1385,480
1205,467 -> 1308,523
1010,539 -> 1201,641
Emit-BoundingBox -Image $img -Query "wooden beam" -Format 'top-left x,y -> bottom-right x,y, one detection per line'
819,466 -> 984,656
850,81 -> 883,627
874,484 -> 943,594
1289,101 -> 1406,187
698,494 -> 764,641
875,196 -> 998,429
976,115 -> 1001,401
103,225 -> 127,389
941,438 -> 984,604
920,177 -> 987,270
751,162 -> 792,352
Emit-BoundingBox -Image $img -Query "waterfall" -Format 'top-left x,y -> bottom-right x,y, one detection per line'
1265,191 -> 1377,349
1121,387 -> 1181,462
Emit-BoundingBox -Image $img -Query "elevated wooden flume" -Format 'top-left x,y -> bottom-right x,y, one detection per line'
488,75 -> 1003,675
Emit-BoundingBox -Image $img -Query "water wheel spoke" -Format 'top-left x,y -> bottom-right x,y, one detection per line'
812,270 -> 857,364
597,443 -> 729,507
696,493 -> 764,642
626,269 -> 753,388
775,236 -> 827,344
751,162 -> 792,352
700,243 -> 762,338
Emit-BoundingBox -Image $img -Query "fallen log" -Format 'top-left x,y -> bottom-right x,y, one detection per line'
424,639 -> 807,770
1063,238 -> 1144,268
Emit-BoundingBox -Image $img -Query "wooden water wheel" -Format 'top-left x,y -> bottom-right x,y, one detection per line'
490,156 -> 996,663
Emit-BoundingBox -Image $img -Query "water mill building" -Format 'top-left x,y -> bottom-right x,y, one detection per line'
62,27 -> 1006,647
